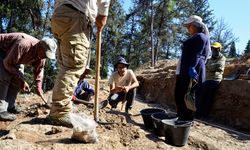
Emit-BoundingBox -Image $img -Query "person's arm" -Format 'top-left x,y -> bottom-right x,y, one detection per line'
187,34 -> 207,79
110,83 -> 124,94
3,41 -> 29,91
32,59 -> 46,97
108,74 -> 123,94
207,56 -> 226,72
96,0 -> 110,31
123,70 -> 139,93
189,34 -> 207,68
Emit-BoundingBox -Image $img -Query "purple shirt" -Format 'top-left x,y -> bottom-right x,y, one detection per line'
0,32 -> 45,90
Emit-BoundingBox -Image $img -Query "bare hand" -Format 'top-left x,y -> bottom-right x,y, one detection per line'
115,86 -> 124,93
22,82 -> 30,92
122,86 -> 130,93
95,15 -> 107,32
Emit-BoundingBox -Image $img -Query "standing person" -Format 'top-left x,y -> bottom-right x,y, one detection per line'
0,32 -> 57,121
108,57 -> 139,115
49,0 -> 110,127
195,42 -> 226,118
175,15 -> 210,121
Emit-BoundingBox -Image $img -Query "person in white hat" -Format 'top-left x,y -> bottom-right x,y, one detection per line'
49,0 -> 110,127
174,15 -> 211,121
0,32 -> 57,121
195,42 -> 226,118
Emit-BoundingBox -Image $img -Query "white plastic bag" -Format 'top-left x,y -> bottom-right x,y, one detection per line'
70,113 -> 98,143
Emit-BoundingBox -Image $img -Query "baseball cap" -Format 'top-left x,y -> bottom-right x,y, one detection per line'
41,37 -> 57,59
211,42 -> 222,50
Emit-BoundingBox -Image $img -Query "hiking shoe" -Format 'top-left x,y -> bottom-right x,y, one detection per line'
0,111 -> 16,121
7,105 -> 24,114
48,114 -> 73,128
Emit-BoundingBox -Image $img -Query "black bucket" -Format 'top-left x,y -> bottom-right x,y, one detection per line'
162,119 -> 192,147
140,108 -> 165,129
151,112 -> 178,136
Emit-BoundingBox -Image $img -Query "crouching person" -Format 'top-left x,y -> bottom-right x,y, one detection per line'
0,33 -> 57,121
108,56 -> 139,115
72,68 -> 95,104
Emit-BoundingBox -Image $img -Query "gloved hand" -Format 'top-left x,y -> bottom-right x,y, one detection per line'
188,67 -> 198,79
72,95 -> 77,101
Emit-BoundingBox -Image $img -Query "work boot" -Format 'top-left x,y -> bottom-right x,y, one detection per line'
0,111 -> 16,121
48,113 -> 73,128
7,105 -> 24,114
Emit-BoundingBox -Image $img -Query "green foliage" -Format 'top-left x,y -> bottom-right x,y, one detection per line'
1,0 -> 239,86
244,40 -> 250,54
228,42 -> 237,58
43,59 -> 58,91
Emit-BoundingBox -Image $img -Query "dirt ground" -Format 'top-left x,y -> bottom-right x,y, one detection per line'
1,55 -> 250,150
0,85 -> 250,150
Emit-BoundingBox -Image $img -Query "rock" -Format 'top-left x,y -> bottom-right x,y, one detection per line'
3,130 -> 16,140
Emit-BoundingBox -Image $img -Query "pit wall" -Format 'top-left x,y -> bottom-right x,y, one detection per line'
137,75 -> 250,133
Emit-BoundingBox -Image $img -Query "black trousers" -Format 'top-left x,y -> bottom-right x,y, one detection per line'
108,88 -> 136,110
175,75 -> 195,121
195,80 -> 220,117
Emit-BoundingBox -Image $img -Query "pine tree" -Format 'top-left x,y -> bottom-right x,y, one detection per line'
244,40 -> 250,54
228,42 -> 237,58
189,0 -> 216,30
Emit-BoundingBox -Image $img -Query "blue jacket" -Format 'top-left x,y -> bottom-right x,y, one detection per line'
179,33 -> 209,83
74,79 -> 94,96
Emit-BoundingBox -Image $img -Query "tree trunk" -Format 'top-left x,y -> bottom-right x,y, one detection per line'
150,0 -> 154,67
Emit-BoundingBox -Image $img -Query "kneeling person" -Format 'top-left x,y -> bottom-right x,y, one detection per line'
72,68 -> 94,104
108,57 -> 139,114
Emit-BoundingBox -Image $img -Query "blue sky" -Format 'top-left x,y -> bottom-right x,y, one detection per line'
122,0 -> 250,54
209,0 -> 250,54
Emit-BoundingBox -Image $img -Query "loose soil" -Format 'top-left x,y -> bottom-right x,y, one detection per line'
1,55 -> 250,150
0,86 -> 249,150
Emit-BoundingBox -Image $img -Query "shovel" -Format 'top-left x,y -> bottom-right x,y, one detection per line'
39,94 -> 51,109
94,30 -> 102,121
28,81 -> 51,108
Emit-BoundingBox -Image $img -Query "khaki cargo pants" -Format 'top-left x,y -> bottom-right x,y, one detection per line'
50,5 -> 91,118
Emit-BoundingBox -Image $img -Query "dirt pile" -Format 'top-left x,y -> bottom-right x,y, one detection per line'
223,54 -> 250,77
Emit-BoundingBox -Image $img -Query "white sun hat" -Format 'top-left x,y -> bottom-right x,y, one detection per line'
41,37 -> 57,59
184,15 -> 203,25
